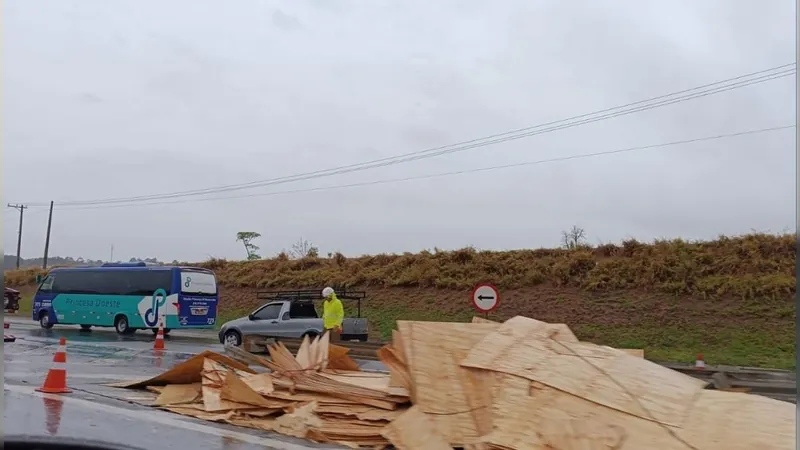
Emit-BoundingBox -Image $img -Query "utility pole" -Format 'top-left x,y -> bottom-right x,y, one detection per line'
7,203 -> 28,269
43,201 -> 54,269
109,244 -> 114,263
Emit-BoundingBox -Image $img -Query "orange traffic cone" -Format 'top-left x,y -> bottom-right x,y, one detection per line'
153,320 -> 165,350
36,337 -> 71,394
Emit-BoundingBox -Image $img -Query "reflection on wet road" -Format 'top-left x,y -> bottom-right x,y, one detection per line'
3,324 -> 343,450
6,318 -> 219,345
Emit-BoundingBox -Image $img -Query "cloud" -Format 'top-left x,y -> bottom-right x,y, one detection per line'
2,0 -> 795,262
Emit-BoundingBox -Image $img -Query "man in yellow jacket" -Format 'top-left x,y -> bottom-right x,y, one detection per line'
321,287 -> 344,342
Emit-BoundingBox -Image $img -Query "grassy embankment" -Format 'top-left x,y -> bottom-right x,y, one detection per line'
5,233 -> 796,368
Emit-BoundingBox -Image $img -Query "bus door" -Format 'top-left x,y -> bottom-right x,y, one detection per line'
177,270 -> 218,327
32,274 -> 58,323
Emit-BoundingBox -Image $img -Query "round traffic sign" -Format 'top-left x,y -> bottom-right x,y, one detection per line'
471,283 -> 500,313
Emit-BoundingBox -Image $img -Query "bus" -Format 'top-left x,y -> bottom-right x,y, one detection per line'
32,262 -> 218,334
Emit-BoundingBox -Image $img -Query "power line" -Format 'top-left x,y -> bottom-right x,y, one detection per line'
22,63 -> 796,208
35,66 -> 797,207
45,124 -> 794,212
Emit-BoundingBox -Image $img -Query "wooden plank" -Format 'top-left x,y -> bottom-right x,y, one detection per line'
461,316 -> 707,427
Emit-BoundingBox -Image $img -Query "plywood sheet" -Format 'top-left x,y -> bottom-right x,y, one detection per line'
226,415 -> 276,432
201,359 -> 269,412
220,370 -> 282,409
314,331 -> 331,369
318,371 -> 408,398
114,350 -> 255,388
471,316 -> 498,324
391,329 -> 407,363
378,344 -> 411,391
266,389 -> 356,405
615,348 -> 645,358
461,316 -> 706,427
486,376 -> 684,450
328,344 -> 362,371
153,383 -> 201,406
396,320 -> 499,445
273,401 -> 323,439
381,406 -> 451,450
240,372 -> 274,395
676,390 -> 795,449
295,334 -> 312,369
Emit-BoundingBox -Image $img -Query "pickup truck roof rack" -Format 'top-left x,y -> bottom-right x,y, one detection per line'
256,288 -> 366,317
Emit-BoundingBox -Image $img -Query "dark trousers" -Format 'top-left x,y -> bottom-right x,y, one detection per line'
325,329 -> 341,343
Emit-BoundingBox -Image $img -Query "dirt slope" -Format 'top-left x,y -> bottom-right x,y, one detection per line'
5,233 -> 795,368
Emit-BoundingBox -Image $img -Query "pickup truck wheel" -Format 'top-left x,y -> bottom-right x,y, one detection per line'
223,330 -> 242,347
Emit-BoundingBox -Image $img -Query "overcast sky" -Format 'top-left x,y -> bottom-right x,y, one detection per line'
2,0 -> 796,262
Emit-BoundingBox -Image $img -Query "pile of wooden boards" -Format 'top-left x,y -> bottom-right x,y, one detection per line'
112,315 -> 795,449
112,332 -> 408,448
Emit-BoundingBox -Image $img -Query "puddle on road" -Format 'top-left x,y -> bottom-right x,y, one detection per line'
8,337 -> 197,366
87,349 -> 195,368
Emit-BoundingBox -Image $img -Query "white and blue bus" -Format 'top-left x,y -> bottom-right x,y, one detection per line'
32,263 -> 218,334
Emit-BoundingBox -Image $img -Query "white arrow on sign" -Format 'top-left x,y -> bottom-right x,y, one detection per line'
471,284 -> 500,313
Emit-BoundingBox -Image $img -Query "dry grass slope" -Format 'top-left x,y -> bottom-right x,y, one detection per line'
6,233 -> 795,298
204,233 -> 797,300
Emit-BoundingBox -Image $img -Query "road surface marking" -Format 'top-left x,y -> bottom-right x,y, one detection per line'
4,384 -> 331,450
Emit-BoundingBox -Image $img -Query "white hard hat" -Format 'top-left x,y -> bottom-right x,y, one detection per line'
322,287 -> 335,298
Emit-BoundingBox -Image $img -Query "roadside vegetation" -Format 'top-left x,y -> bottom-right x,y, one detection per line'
5,232 -> 795,368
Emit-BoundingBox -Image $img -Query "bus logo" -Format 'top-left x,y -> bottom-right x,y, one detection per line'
144,288 -> 168,327
184,277 -> 192,288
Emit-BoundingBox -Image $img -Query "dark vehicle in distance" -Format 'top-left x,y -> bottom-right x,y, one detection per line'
4,287 -> 21,312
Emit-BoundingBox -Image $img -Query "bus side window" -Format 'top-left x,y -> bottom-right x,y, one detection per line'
125,270 -> 172,296
89,271 -> 119,295
38,275 -> 55,292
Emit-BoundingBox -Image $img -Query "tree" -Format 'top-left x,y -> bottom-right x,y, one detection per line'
290,238 -> 318,259
561,225 -> 587,250
236,232 -> 262,260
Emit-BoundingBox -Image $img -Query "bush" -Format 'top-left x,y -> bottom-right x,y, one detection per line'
5,233 -> 796,301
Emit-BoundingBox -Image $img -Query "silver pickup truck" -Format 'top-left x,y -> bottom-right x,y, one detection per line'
218,289 -> 369,347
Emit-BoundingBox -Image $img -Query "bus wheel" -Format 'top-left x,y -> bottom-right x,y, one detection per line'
151,328 -> 171,335
79,325 -> 92,332
38,312 -> 54,329
114,315 -> 133,334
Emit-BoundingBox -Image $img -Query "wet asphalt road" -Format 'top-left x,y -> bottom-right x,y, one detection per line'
3,320 -> 371,450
